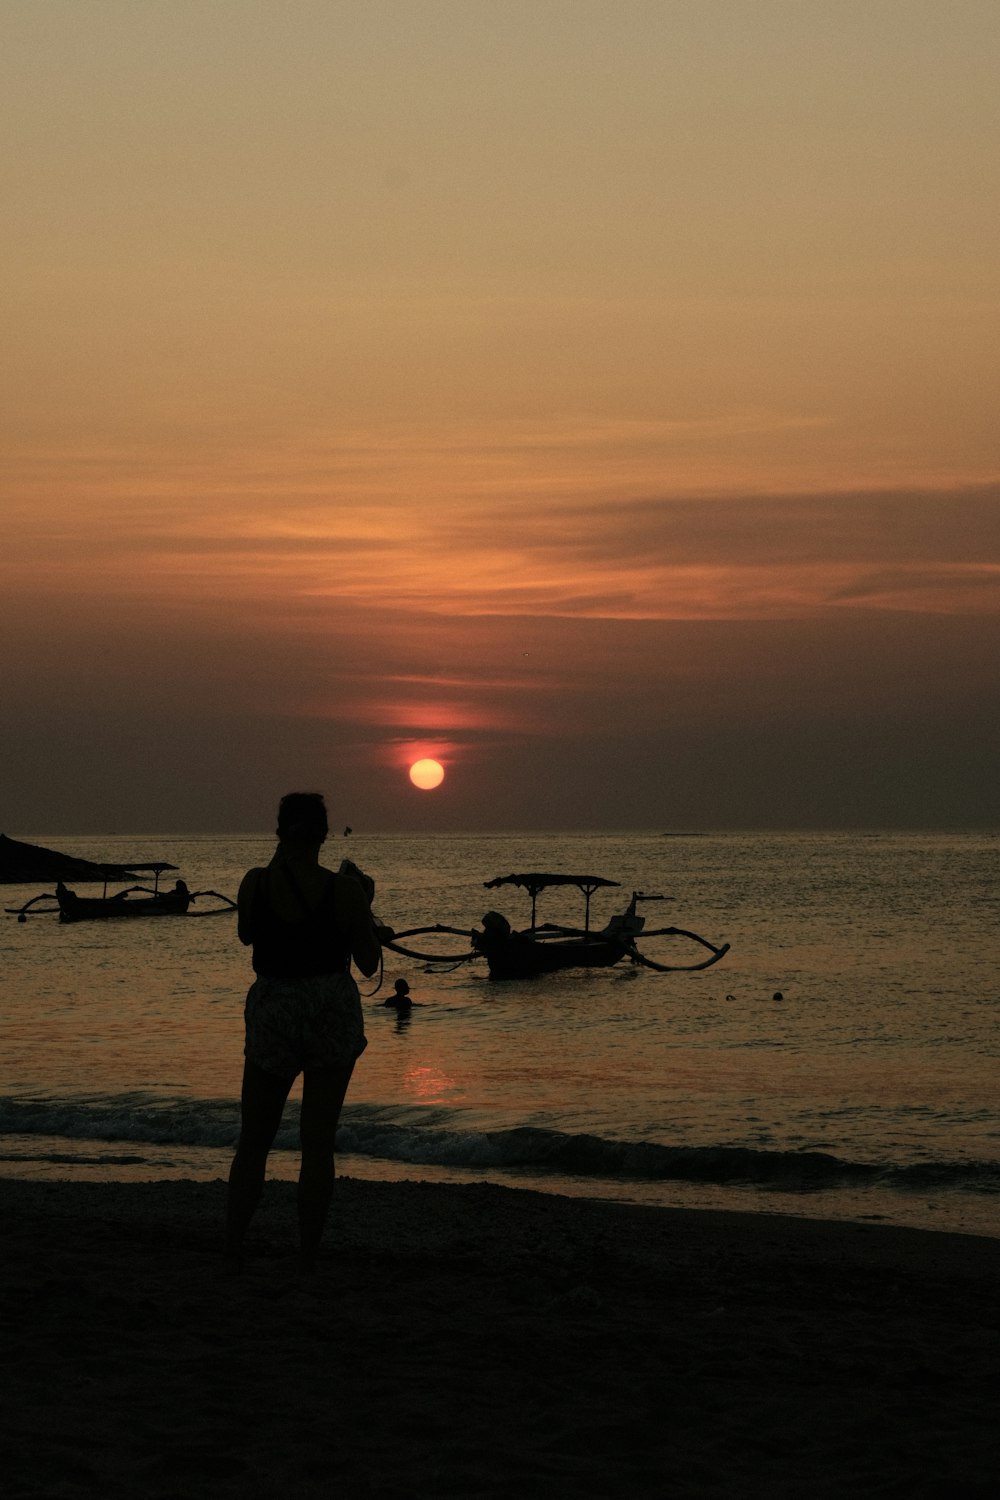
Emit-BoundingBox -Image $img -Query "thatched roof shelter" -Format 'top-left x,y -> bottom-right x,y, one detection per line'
0,833 -> 171,885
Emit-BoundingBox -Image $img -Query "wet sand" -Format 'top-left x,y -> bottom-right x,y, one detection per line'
2,1175 -> 997,1498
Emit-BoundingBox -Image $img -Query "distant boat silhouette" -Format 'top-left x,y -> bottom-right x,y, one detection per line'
1,835 -> 236,924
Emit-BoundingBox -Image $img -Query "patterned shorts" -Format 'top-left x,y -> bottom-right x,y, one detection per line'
244,972 -> 368,1079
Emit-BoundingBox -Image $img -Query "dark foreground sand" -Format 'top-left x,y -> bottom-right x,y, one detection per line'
2,1176 -> 997,1499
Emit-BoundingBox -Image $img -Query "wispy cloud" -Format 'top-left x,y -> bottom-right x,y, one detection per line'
9,463 -> 999,627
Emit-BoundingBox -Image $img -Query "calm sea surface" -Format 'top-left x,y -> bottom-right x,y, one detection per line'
2,831 -> 998,1237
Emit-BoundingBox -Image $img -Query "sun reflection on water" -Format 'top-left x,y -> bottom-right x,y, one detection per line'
404,1065 -> 462,1105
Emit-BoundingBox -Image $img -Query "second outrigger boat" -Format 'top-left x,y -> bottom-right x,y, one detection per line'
55,877 -> 193,922
7,863 -> 237,924
382,871 -> 729,981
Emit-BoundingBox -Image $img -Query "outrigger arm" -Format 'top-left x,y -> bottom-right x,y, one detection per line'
380,925 -> 481,964
624,927 -> 731,972
378,920 -> 729,974
5,891 -> 59,921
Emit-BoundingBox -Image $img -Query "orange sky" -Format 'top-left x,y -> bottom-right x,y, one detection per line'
3,2 -> 999,833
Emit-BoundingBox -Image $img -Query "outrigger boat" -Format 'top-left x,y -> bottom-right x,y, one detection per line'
382,871 -> 729,981
7,862 -> 237,924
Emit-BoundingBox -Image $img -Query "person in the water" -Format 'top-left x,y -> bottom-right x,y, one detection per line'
383,978 -> 413,1012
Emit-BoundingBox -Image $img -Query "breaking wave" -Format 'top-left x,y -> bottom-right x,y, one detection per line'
1,1095 -> 997,1196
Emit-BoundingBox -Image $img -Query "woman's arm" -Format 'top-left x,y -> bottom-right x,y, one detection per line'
336,872 -> 381,977
236,868 -> 262,947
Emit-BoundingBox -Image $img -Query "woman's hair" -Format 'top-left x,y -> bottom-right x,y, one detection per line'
276,791 -> 329,845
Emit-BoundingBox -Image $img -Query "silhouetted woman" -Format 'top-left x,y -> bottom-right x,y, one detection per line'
225,791 -> 381,1273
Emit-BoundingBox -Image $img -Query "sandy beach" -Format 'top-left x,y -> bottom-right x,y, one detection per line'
2,1176 -> 997,1499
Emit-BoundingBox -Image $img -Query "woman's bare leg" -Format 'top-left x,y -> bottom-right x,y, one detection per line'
225,1061 -> 295,1264
298,1062 -> 355,1273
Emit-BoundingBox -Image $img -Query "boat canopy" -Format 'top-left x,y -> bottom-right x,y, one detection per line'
121,861 -> 179,888
483,872 -> 621,934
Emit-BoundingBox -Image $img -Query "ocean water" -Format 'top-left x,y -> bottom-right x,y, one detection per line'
2,831 -> 998,1237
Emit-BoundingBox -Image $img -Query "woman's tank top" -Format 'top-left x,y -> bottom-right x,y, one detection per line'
250,866 -> 352,979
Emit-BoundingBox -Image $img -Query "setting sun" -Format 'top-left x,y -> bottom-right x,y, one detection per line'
409,758 -> 445,791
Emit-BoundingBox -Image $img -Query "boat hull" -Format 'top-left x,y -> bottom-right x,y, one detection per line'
476,932 -> 627,981
57,891 -> 191,923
